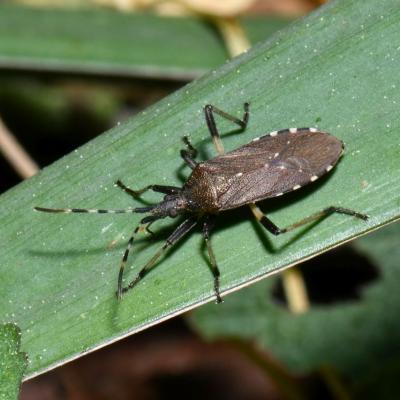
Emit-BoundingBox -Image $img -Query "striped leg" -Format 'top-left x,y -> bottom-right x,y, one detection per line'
203,215 -> 222,303
249,204 -> 368,236
204,102 -> 249,155
119,217 -> 198,298
117,216 -> 160,299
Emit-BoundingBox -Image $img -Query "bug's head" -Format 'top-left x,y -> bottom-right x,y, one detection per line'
147,193 -> 190,218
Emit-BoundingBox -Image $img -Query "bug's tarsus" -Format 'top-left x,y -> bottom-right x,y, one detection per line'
180,136 -> 198,169
323,206 -> 369,221
202,215 -> 222,303
118,217 -> 198,299
204,102 -> 250,155
115,179 -> 145,197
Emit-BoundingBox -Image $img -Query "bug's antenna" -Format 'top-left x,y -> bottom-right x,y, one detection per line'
34,206 -> 155,214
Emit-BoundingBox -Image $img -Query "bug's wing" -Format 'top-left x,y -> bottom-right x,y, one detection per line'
204,130 -> 344,210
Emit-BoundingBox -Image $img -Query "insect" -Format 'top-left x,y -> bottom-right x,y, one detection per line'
35,102 -> 368,303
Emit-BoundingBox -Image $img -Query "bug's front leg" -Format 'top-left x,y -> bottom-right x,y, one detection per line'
115,180 -> 181,198
249,204 -> 368,236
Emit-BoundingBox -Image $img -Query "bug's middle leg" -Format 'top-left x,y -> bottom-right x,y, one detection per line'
249,203 -> 368,236
203,215 -> 222,303
204,102 -> 249,155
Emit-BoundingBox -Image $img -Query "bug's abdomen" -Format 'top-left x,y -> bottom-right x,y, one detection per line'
203,129 -> 344,210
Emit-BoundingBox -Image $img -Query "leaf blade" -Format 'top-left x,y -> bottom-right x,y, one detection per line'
0,4 -> 290,80
0,0 -> 399,380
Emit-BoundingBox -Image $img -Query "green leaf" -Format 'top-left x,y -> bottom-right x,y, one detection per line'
0,324 -> 28,400
0,0 -> 399,381
0,4 -> 290,80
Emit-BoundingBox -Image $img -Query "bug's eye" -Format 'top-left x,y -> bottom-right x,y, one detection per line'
169,209 -> 178,218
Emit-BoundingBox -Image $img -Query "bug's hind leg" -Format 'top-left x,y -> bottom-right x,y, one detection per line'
180,135 -> 198,169
115,180 -> 181,198
249,204 -> 368,236
204,102 -> 249,155
203,215 -> 222,303
248,203 -> 368,313
118,217 -> 198,299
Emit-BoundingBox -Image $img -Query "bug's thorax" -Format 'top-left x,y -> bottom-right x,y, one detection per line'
182,164 -> 221,214
148,163 -> 222,218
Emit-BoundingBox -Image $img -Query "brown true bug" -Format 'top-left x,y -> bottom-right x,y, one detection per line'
35,103 -> 368,303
